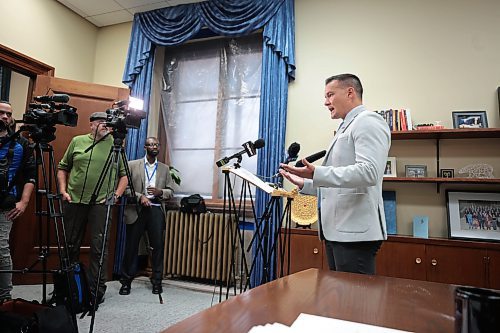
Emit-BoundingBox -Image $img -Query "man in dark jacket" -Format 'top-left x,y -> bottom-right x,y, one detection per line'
0,100 -> 36,301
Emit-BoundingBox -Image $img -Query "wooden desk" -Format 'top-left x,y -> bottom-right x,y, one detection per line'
161,269 -> 456,333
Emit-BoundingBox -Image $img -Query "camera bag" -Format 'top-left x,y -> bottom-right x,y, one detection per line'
180,194 -> 207,214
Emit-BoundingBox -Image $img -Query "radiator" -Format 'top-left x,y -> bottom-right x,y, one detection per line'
164,211 -> 237,283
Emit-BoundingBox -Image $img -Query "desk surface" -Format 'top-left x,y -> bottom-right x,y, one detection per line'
161,269 -> 456,333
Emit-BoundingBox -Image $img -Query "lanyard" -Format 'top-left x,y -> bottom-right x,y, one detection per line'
145,161 -> 158,185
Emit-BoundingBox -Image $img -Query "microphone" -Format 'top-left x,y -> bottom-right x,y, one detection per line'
215,138 -> 265,167
295,150 -> 327,167
34,94 -> 70,103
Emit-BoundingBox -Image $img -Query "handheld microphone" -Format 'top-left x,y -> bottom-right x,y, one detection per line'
295,150 -> 327,167
215,138 -> 265,167
34,94 -> 70,103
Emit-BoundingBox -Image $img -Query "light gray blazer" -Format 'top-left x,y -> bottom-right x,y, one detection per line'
301,105 -> 391,242
124,158 -> 174,224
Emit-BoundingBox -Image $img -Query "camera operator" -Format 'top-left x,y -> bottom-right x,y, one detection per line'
57,112 -> 128,306
0,100 -> 36,302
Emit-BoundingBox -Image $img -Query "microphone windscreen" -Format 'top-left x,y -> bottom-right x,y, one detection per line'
295,150 -> 327,167
287,142 -> 300,159
253,138 -> 265,149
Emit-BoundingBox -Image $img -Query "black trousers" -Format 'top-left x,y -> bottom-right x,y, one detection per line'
121,206 -> 165,285
324,240 -> 382,275
63,203 -> 111,296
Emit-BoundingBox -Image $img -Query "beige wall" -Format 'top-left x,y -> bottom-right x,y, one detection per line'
0,0 -> 98,82
9,72 -> 30,119
289,0 -> 500,237
1,0 -> 499,237
93,22 -> 132,87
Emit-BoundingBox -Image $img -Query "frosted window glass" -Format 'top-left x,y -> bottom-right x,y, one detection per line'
171,150 -> 214,196
162,34 -> 262,199
168,101 -> 217,149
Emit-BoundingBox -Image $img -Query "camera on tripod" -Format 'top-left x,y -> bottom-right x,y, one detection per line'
104,97 -> 146,132
21,94 -> 78,142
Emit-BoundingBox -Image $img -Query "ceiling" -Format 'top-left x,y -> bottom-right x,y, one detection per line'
56,0 -> 203,27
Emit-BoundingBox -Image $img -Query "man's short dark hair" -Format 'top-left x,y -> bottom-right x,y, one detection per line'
325,74 -> 363,99
0,100 -> 11,106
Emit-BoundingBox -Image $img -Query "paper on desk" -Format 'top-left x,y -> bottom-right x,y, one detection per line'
247,322 -> 291,333
291,313 -> 412,333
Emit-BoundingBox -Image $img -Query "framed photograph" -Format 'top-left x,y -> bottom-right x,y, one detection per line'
440,168 -> 454,178
452,111 -> 488,129
405,165 -> 427,178
384,157 -> 397,177
446,191 -> 500,242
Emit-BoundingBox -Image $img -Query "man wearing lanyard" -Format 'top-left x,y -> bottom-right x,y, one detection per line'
119,137 -> 175,295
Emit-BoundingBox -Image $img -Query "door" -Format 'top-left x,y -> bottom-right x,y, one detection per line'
280,230 -> 325,275
376,240 -> 426,280
11,75 -> 129,284
487,249 -> 500,289
426,244 -> 487,287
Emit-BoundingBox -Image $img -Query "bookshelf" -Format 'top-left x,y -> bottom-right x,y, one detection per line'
386,128 -> 500,192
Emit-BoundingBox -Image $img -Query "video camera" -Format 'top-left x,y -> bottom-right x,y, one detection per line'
20,94 -> 78,142
104,97 -> 146,133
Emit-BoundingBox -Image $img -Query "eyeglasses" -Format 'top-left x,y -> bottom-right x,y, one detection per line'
145,143 -> 160,147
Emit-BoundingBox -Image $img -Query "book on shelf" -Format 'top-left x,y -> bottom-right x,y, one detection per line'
374,108 -> 412,132
383,191 -> 397,235
413,215 -> 429,238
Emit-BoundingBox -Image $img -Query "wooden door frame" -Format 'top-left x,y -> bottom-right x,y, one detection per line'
0,43 -> 55,106
0,43 -> 54,77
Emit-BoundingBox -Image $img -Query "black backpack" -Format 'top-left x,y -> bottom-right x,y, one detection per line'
52,262 -> 91,315
180,194 -> 207,214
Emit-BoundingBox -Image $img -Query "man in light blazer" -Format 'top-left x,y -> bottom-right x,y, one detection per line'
280,74 -> 391,274
119,137 -> 174,295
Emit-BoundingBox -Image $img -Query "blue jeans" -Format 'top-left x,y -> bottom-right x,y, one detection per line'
0,211 -> 13,300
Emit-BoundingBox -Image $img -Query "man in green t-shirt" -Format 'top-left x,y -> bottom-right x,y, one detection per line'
57,112 -> 128,305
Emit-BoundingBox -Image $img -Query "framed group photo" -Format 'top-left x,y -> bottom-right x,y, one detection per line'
446,191 -> 500,242
384,157 -> 397,177
452,111 -> 488,129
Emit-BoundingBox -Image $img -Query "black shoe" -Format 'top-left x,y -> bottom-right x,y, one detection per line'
152,284 -> 163,294
119,281 -> 131,295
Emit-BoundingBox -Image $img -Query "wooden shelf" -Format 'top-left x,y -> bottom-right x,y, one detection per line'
384,177 -> 500,184
391,128 -> 500,140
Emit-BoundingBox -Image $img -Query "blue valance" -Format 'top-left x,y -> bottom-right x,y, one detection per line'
123,0 -> 294,89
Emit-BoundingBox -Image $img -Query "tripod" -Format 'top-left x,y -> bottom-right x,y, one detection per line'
219,167 -> 254,302
0,128 -> 78,332
84,129 -> 136,333
245,192 -> 293,287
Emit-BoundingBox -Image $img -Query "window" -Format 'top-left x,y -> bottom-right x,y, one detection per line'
160,34 -> 262,199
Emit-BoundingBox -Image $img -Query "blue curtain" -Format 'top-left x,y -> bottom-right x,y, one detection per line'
118,0 -> 295,286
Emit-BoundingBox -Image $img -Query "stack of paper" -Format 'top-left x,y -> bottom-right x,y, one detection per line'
247,313 -> 412,333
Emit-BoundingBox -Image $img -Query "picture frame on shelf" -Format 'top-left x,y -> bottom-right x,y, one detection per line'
446,191 -> 500,242
452,111 -> 488,129
405,165 -> 427,178
440,168 -> 454,178
384,157 -> 397,177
